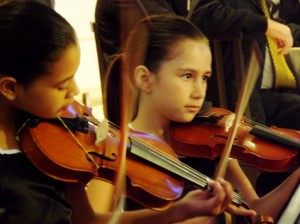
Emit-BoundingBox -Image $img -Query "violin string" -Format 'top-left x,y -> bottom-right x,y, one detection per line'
130,134 -> 207,184
131,135 -> 242,203
214,112 -> 300,145
175,158 -> 242,203
106,121 -> 241,203
243,117 -> 268,128
213,111 -> 267,129
219,113 -> 264,131
174,156 -> 242,202
57,116 -> 100,169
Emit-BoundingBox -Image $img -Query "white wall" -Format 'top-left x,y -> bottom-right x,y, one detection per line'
55,0 -> 104,120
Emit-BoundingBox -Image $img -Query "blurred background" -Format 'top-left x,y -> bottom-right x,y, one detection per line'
55,0 -> 104,120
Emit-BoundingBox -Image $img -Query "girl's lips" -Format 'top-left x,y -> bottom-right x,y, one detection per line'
60,101 -> 75,113
186,106 -> 200,112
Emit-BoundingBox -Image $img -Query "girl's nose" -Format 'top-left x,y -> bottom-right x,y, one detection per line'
67,78 -> 80,98
192,80 -> 206,99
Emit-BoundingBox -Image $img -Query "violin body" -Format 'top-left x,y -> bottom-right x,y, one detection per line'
17,101 -> 183,210
18,102 -> 100,184
18,102 -> 250,211
101,127 -> 184,210
170,107 -> 299,172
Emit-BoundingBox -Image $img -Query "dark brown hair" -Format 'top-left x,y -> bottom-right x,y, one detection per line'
0,0 -> 76,85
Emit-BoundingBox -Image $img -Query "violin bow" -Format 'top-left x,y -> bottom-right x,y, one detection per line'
214,42 -> 263,179
108,4 -> 150,219
108,65 -> 130,224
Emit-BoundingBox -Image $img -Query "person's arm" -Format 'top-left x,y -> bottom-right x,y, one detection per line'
66,177 -> 255,223
286,23 -> 300,47
225,159 -> 259,205
189,0 -> 267,38
251,167 -> 300,221
225,160 -> 300,221
190,0 -> 292,54
265,19 -> 293,55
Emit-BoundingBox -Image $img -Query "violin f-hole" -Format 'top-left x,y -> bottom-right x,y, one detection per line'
87,151 -> 117,162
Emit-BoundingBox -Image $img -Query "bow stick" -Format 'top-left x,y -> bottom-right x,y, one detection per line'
214,42 -> 263,179
108,2 -> 150,220
107,61 -> 132,224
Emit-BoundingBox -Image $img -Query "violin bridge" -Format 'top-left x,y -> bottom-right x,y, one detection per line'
224,113 -> 235,132
94,118 -> 109,146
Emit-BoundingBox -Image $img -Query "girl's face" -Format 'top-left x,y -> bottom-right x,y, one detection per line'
149,39 -> 212,123
13,44 -> 80,118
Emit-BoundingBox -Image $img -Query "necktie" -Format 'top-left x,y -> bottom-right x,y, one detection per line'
259,0 -> 296,89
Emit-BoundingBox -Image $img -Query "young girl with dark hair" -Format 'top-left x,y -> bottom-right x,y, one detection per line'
106,13 -> 300,223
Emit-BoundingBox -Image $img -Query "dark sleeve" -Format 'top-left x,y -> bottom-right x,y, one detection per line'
189,0 -> 268,38
116,0 -> 176,38
136,0 -> 176,15
94,0 -> 176,67
38,0 -> 54,8
287,23 -> 300,47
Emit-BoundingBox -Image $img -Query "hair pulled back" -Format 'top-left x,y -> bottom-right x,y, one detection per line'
124,14 -> 208,78
0,0 -> 76,85
104,14 -> 208,125
122,14 -> 208,101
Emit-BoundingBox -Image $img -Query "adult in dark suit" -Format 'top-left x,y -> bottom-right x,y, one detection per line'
189,0 -> 300,196
271,0 -> 300,46
271,0 -> 300,24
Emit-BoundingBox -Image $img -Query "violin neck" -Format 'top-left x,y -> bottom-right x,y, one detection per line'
129,138 -> 242,206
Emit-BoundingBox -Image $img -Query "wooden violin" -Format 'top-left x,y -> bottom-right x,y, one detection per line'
16,101 -> 244,211
16,101 -> 103,184
170,107 -> 300,172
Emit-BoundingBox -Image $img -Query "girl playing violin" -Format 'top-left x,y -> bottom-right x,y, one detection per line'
106,13 -> 300,223
0,1 -> 244,223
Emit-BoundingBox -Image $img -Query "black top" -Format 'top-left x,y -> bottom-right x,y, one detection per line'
95,0 -> 188,72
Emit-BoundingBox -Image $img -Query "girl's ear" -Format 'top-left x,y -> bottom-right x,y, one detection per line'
134,65 -> 154,92
0,76 -> 18,100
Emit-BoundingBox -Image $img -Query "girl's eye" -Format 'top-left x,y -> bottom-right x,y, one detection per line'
202,75 -> 210,82
57,86 -> 69,91
182,73 -> 192,80
57,81 -> 71,91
